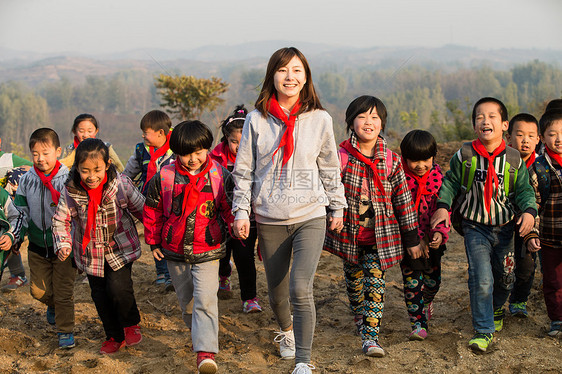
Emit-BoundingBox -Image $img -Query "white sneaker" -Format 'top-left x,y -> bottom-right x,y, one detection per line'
274,329 -> 295,360
292,363 -> 315,374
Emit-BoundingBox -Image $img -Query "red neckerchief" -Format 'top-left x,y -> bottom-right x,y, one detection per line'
175,156 -> 214,216
34,161 -> 62,205
224,143 -> 237,164
472,139 -> 506,215
80,173 -> 108,254
525,152 -> 536,169
546,147 -> 562,168
340,139 -> 385,196
147,132 -> 171,184
267,95 -> 302,169
73,136 -> 80,149
402,158 -> 434,211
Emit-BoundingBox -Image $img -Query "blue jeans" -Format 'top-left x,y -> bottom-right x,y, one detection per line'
463,219 -> 515,333
154,257 -> 170,279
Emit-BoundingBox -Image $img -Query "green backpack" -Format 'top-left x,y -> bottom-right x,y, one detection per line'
451,142 -> 520,236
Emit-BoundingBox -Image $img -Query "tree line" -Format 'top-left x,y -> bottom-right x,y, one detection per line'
0,59 -> 560,157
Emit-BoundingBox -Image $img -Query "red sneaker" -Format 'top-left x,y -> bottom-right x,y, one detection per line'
100,338 -> 125,354
197,352 -> 217,374
124,325 -> 142,346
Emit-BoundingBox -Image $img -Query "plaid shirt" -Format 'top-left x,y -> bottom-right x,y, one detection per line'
52,173 -> 145,277
324,135 -> 419,269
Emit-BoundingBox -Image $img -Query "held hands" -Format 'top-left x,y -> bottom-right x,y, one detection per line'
328,215 -> 344,233
407,244 -> 423,260
0,235 -> 13,251
233,219 -> 250,240
517,212 -> 534,237
430,208 -> 450,229
527,238 -> 541,252
57,247 -> 71,261
152,248 -> 164,261
429,232 -> 443,249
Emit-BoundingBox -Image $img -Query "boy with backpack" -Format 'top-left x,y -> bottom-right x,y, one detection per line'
431,97 -> 537,352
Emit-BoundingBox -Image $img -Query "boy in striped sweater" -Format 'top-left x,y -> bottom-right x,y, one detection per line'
431,97 -> 537,352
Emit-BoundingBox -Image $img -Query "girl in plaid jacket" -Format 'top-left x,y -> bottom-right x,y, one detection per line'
53,138 -> 145,355
324,96 -> 421,357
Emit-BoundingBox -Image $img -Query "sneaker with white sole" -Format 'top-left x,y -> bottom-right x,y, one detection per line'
292,363 -> 315,374
274,329 -> 295,360
2,275 -> 28,293
362,340 -> 385,357
548,321 -> 562,337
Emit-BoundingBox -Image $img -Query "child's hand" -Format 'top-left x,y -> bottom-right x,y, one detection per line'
328,216 -> 343,233
517,212 -> 535,237
152,248 -> 164,261
233,219 -> 250,240
430,208 -> 450,229
57,247 -> 71,261
526,238 -> 541,252
0,235 -> 13,251
407,244 -> 422,260
429,232 -> 443,249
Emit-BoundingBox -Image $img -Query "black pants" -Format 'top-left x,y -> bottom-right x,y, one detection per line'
509,233 -> 537,304
219,226 -> 258,301
88,262 -> 141,342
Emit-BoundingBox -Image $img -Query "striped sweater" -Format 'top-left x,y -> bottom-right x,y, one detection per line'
438,145 -> 537,225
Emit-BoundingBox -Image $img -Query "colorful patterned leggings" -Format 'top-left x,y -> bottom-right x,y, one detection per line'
343,248 -> 385,342
400,259 -> 442,330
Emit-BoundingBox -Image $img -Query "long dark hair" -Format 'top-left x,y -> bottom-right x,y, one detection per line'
220,105 -> 247,142
69,138 -> 116,188
254,47 -> 323,117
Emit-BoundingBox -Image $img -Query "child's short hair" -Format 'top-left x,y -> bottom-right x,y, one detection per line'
220,105 -> 247,142
539,109 -> 562,136
29,128 -> 60,150
545,99 -> 562,112
72,114 -> 99,133
169,120 -> 213,156
400,129 -> 437,161
140,110 -> 172,135
471,97 -> 508,126
508,113 -> 539,134
70,138 -> 116,186
345,95 -> 387,133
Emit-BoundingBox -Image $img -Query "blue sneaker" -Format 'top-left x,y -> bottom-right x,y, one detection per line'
164,277 -> 174,292
58,333 -> 75,349
509,302 -> 528,318
46,306 -> 56,326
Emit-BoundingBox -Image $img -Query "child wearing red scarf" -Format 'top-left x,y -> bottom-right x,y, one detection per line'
431,97 -> 538,353
144,120 -> 235,374
15,128 -> 75,349
60,113 -> 124,172
210,105 -> 262,314
399,130 -> 450,341
527,109 -> 562,337
324,96 -> 421,358
505,113 -> 541,319
52,138 -> 145,355
123,110 -> 175,289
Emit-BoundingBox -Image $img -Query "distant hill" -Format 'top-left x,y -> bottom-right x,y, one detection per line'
1,42 -> 561,87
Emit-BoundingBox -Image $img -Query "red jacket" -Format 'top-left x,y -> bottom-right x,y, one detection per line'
210,141 -> 230,168
143,160 -> 235,264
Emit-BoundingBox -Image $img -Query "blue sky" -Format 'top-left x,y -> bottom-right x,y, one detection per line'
1,0 -> 561,54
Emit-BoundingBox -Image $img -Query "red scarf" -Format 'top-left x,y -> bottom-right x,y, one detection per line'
80,174 -> 107,254
224,143 -> 237,165
73,136 -> 80,149
267,95 -> 302,169
402,159 -> 434,212
340,139 -> 385,196
175,156 -> 214,217
472,139 -> 506,215
147,132 -> 172,184
34,161 -> 62,205
525,152 -> 536,169
546,147 -> 562,168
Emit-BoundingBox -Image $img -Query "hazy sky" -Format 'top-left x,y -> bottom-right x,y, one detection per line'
1,0 -> 561,54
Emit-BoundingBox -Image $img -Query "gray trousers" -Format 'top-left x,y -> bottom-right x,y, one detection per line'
167,259 -> 220,354
7,251 -> 25,277
257,217 -> 326,364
